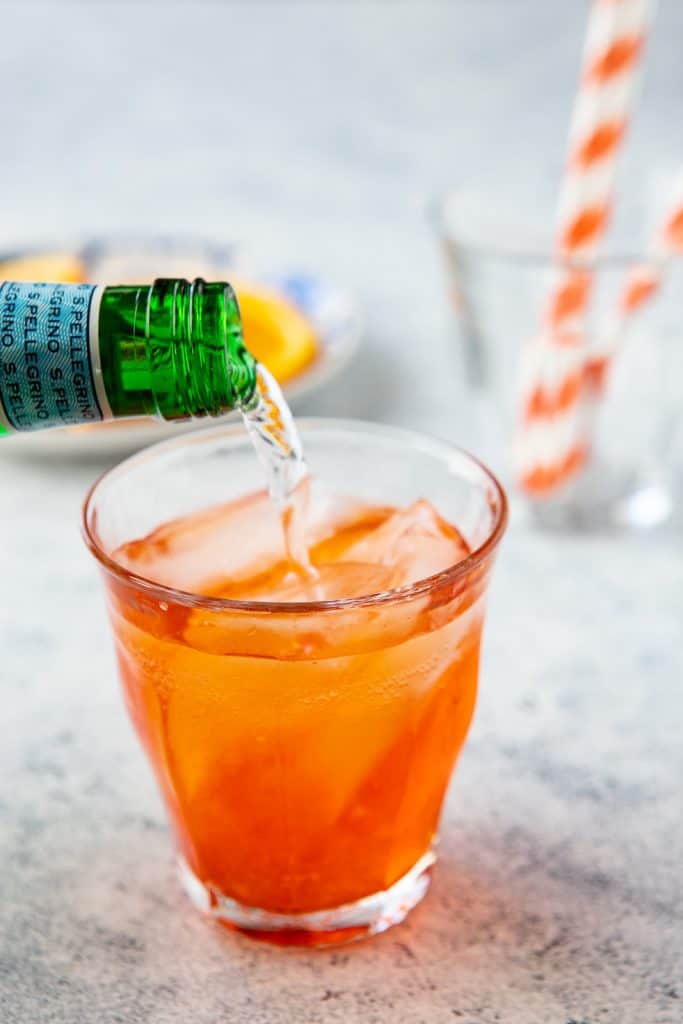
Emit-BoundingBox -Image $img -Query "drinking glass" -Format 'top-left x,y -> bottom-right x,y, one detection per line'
83,420 -> 506,945
435,187 -> 683,529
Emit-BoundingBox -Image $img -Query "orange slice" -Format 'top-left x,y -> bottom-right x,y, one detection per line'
233,280 -> 318,383
0,251 -> 86,283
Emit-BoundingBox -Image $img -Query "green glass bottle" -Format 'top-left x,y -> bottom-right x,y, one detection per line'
0,278 -> 257,436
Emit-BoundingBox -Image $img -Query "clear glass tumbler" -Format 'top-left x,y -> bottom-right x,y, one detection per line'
82,420 -> 506,946
435,187 -> 683,530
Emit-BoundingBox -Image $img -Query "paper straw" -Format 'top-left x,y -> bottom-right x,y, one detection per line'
580,175 -> 683,418
515,0 -> 655,497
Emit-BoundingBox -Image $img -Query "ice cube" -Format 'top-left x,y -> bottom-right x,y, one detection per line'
114,489 -> 288,594
261,561 -> 399,602
341,499 -> 469,587
113,483 -> 382,599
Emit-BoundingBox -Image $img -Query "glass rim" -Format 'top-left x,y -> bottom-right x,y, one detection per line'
82,418 -> 508,614
430,187 -> 658,268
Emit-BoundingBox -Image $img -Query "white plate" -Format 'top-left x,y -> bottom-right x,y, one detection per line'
2,238 -> 362,457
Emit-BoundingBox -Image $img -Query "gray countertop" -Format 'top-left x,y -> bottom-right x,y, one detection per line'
1,3 -> 682,1022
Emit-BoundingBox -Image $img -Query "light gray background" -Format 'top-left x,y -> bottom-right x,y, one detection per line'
1,3 -> 682,1023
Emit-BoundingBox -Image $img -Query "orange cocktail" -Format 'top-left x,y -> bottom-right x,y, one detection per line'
83,421 -> 506,944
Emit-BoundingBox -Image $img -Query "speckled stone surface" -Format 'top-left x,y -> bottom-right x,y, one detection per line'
1,3 -> 683,1023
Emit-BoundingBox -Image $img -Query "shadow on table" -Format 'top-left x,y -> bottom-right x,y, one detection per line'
11,809 -> 651,1022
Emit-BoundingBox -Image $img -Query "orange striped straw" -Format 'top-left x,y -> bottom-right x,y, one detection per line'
515,0 -> 655,498
579,176 -> 683,428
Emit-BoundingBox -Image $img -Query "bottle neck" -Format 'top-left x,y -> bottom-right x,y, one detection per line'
99,278 -> 257,422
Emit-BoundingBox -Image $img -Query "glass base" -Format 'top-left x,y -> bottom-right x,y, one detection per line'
178,849 -> 436,947
527,460 -> 673,532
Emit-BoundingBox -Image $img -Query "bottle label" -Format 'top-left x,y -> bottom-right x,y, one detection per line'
0,281 -> 105,432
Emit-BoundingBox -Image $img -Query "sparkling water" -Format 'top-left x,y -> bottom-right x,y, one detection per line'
239,365 -> 315,578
